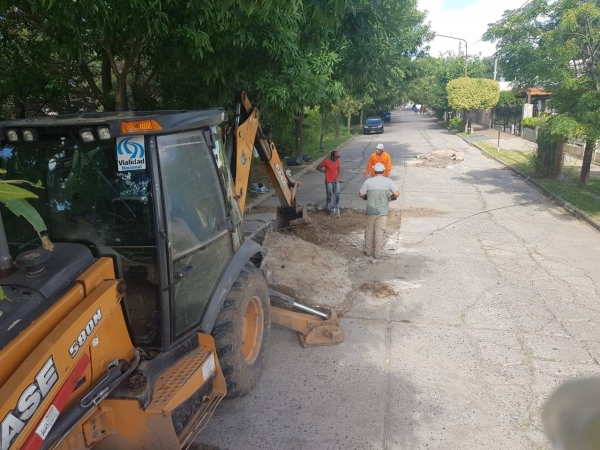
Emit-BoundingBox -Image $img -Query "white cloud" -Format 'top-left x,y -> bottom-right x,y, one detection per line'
418,0 -> 526,57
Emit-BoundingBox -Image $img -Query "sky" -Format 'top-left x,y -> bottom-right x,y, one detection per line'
417,0 -> 529,57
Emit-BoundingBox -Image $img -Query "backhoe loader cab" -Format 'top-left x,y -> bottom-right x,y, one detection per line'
0,109 -> 270,449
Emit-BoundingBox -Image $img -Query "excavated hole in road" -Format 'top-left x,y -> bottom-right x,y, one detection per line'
286,208 -> 401,258
258,208 -> 403,313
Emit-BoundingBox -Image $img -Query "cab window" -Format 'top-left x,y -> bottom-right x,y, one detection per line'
157,130 -> 233,338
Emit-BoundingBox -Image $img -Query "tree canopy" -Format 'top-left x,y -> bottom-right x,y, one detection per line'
0,0 -> 429,154
485,0 -> 600,185
407,54 -> 494,118
446,77 -> 499,111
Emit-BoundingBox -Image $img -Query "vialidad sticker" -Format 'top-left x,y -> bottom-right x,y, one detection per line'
117,135 -> 146,171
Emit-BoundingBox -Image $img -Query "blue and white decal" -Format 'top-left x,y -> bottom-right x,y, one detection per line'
116,136 -> 146,171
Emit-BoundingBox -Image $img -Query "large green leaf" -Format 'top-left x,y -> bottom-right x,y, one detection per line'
0,183 -> 39,200
0,198 -> 46,235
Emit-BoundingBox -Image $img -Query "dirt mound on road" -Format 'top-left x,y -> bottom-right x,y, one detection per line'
261,231 -> 357,315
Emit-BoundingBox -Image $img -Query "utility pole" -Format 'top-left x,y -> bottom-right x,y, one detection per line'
493,57 -> 498,81
436,34 -> 468,77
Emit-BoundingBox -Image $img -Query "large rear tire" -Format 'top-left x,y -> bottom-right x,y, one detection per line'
211,263 -> 271,398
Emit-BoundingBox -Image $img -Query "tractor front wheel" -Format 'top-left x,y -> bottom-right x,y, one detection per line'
212,263 -> 271,398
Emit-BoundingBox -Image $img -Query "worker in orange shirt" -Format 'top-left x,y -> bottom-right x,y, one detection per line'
364,143 -> 392,177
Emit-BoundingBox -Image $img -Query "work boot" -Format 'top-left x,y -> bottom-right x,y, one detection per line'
364,249 -> 373,257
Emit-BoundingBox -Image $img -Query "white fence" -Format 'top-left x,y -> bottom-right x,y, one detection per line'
564,143 -> 600,164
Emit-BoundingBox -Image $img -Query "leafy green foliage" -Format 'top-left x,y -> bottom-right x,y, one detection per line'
497,91 -> 521,107
446,77 -> 500,111
0,0 -> 428,157
521,117 -> 538,128
408,55 -> 495,118
545,114 -> 582,140
449,117 -> 464,130
534,126 -> 559,178
522,114 -> 552,128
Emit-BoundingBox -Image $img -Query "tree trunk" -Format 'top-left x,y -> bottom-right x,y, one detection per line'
360,108 -> 364,126
102,54 -> 113,93
579,139 -> 595,186
553,140 -> 564,180
115,74 -> 127,111
335,113 -> 340,139
346,113 -> 351,134
103,40 -> 143,112
101,53 -> 115,110
319,111 -> 327,150
13,98 -> 26,118
294,114 -> 303,156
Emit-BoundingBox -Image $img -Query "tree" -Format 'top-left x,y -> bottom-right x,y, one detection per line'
256,50 -> 343,156
338,95 -> 361,135
0,7 -> 84,117
336,0 -> 428,107
1,0 -> 305,111
485,0 -> 600,186
446,77 -> 499,131
408,54 -> 494,119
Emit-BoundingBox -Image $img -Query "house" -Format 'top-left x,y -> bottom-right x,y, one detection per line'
516,87 -> 552,117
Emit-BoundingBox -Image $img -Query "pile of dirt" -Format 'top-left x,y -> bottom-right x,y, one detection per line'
407,148 -> 465,168
261,231 -> 357,315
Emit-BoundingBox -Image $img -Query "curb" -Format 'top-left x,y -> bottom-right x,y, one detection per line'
467,140 -> 600,234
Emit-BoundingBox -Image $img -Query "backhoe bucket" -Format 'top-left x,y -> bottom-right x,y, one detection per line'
276,205 -> 310,230
271,306 -> 344,347
269,290 -> 344,347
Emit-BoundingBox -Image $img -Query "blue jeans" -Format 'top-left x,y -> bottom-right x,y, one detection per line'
326,182 -> 340,211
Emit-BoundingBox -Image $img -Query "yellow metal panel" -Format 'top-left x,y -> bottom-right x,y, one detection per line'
0,285 -> 85,388
76,257 -> 116,296
0,280 -> 129,450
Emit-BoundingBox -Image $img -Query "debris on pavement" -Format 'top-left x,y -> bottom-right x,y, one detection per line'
407,147 -> 465,168
360,280 -> 397,298
250,182 -> 270,193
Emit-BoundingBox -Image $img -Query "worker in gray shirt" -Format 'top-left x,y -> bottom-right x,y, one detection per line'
359,162 -> 400,258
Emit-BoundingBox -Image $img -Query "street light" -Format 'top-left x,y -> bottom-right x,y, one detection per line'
435,34 -> 468,77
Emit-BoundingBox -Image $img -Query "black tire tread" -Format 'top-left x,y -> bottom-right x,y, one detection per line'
211,263 -> 270,398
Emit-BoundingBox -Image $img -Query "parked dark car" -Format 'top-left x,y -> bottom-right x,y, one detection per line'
363,117 -> 384,134
379,110 -> 391,123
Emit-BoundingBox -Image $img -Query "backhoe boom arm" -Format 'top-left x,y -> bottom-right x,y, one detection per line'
232,91 -> 299,213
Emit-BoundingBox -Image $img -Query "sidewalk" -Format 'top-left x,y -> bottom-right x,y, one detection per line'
466,122 -> 600,178
459,123 -> 600,233
465,122 -> 538,151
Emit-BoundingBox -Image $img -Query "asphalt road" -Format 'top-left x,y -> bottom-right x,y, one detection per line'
199,109 -> 600,449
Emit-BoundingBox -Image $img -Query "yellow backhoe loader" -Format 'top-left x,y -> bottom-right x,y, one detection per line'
0,92 -> 343,450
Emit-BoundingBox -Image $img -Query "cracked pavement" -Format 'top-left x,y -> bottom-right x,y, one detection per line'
198,110 -> 600,449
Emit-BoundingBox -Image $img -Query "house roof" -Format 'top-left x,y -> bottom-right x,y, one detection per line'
516,87 -> 552,97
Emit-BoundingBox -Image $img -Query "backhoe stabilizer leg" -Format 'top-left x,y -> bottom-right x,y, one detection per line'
270,305 -> 345,348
